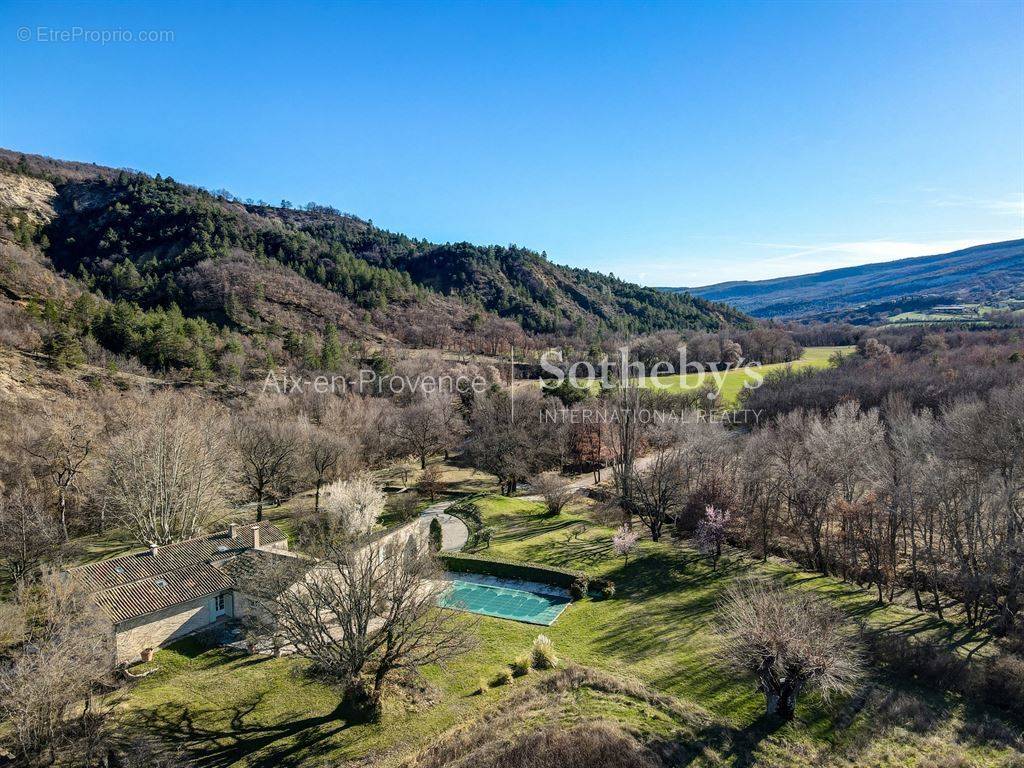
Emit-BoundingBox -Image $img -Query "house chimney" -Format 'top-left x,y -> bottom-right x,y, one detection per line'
229,523 -> 239,540
149,543 -> 160,557
250,523 -> 261,550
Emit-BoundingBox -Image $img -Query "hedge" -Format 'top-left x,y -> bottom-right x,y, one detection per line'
445,497 -> 485,549
439,552 -> 585,589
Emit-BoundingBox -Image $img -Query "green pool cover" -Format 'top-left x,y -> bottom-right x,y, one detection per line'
438,580 -> 570,625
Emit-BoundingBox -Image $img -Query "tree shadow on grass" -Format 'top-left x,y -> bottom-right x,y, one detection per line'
129,692 -> 358,768
492,515 -> 577,543
590,577 -> 725,664
521,536 -> 614,567
652,712 -> 789,768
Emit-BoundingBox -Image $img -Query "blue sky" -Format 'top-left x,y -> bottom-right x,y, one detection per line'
1,1 -> 1021,286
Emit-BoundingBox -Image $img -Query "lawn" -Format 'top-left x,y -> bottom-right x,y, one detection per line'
114,493 -> 1021,767
640,345 -> 853,404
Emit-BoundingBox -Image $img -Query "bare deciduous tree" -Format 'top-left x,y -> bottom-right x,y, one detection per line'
233,408 -> 301,521
392,392 -> 465,470
417,464 -> 444,502
716,578 -> 861,720
306,426 -> 353,515
241,530 -> 475,718
529,473 -> 575,515
0,482 -> 61,585
626,450 -> 686,542
0,572 -> 114,764
609,384 -> 644,509
23,409 -> 95,541
464,389 -> 558,495
106,394 -> 229,544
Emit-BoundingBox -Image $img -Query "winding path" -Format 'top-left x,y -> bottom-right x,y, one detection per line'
420,500 -> 470,552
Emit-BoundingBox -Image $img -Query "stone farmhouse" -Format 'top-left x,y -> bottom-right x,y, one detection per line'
70,520 -> 293,664
71,515 -> 435,665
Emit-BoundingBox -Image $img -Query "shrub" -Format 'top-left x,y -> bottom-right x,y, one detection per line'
591,577 -> 615,599
569,576 -> 590,601
448,498 -> 487,549
496,667 -> 515,686
511,655 -> 532,677
388,491 -> 422,523
476,677 -> 489,695
528,473 -> 575,515
429,518 -> 443,551
532,635 -> 558,670
980,653 -> 1024,719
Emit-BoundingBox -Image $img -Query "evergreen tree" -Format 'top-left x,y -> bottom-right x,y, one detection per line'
320,323 -> 343,371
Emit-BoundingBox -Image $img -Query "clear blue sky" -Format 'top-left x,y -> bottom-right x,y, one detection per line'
1,1 -> 1021,286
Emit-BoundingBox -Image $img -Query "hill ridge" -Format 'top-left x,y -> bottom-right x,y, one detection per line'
664,238 -> 1024,319
0,147 -> 748,347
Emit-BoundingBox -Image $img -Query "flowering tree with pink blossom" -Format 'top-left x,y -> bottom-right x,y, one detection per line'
612,525 -> 639,566
696,505 -> 730,570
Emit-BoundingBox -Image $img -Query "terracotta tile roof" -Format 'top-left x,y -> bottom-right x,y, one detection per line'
219,549 -> 312,600
70,521 -> 287,623
91,561 -> 236,623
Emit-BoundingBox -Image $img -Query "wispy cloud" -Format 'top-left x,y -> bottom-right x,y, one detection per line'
624,230 -> 1024,287
929,193 -> 1024,218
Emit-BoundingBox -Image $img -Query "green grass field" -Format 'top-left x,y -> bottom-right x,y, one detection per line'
886,304 -> 1024,326
640,345 -> 853,404
115,493 -> 1019,767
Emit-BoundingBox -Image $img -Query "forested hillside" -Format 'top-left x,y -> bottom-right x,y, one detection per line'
0,149 -> 747,378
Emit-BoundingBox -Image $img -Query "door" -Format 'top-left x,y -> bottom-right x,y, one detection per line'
211,592 -> 232,620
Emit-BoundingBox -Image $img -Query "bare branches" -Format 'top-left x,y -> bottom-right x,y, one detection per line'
0,572 -> 114,764
464,388 -> 559,495
106,393 -> 229,544
0,483 -> 61,585
240,533 -> 475,718
529,473 -> 575,515
626,450 -> 686,542
23,408 -> 94,541
306,427 -> 353,515
391,391 -> 465,469
717,578 -> 862,720
233,407 -> 301,521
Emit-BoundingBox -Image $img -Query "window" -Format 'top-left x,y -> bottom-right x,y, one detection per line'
214,593 -> 226,612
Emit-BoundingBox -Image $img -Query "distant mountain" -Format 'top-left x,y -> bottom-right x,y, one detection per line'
666,240 -> 1024,320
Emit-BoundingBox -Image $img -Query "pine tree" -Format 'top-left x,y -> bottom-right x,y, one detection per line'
320,323 -> 343,371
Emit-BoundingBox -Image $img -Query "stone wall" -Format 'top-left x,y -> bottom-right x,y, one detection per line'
114,592 -> 232,663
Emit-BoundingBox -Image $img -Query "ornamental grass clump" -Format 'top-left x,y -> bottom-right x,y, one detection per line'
531,634 -> 558,669
511,654 -> 532,677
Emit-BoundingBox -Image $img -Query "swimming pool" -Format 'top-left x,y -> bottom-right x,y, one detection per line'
438,579 -> 570,625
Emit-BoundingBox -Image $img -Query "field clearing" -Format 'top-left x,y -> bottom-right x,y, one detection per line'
641,345 -> 853,403
886,304 -> 1024,326
115,493 -> 1017,767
